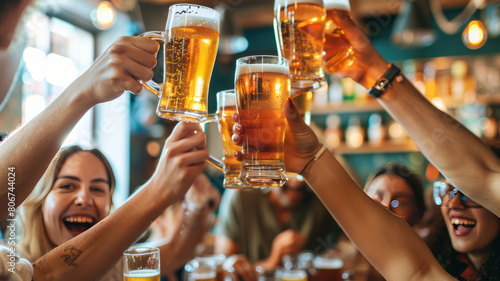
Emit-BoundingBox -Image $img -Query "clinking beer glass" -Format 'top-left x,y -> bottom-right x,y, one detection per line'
210,90 -> 252,189
322,0 -> 357,74
274,0 -> 326,125
235,56 -> 290,188
140,4 -> 219,122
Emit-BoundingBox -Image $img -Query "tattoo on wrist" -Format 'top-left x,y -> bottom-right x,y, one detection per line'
61,245 -> 82,268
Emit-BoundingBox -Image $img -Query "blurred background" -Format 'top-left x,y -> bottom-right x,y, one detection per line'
2,0 -> 500,207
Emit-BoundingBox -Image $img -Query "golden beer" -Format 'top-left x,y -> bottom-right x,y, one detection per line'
322,0 -> 356,74
217,102 -> 245,189
290,84 -> 314,125
235,57 -> 290,187
123,270 -> 161,281
158,25 -> 219,121
274,0 -> 326,84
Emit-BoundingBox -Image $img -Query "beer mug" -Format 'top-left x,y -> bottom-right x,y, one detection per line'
274,0 -> 325,125
322,0 -> 357,74
206,90 -> 254,189
274,0 -> 326,85
235,56 -> 290,188
184,257 -> 217,281
123,246 -> 160,281
275,269 -> 308,281
313,255 -> 344,281
140,4 -> 220,122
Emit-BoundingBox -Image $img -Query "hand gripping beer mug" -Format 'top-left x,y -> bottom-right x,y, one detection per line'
322,0 -> 357,74
140,4 -> 219,122
235,56 -> 290,188
184,257 -> 217,281
123,246 -> 160,281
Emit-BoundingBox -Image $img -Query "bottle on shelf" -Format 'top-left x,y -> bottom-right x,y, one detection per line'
367,113 -> 385,146
450,60 -> 477,104
387,120 -> 408,143
345,115 -> 364,148
482,107 -> 498,140
325,114 -> 343,149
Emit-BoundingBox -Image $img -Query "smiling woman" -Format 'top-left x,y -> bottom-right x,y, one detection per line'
429,181 -> 500,281
17,146 -> 115,261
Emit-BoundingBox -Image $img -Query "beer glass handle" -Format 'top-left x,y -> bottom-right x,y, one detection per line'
139,31 -> 163,96
207,154 -> 223,171
200,113 -> 217,124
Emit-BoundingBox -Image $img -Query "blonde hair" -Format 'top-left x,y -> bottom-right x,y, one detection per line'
17,145 -> 115,261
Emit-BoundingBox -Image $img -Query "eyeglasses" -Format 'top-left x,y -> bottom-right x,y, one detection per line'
433,181 -> 482,208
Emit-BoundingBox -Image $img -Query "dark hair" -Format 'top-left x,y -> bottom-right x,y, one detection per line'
365,163 -> 426,222
430,224 -> 500,281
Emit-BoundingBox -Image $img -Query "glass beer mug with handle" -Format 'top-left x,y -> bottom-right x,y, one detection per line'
322,0 -> 357,74
140,4 -> 219,123
235,55 -> 290,188
123,246 -> 160,281
205,90 -> 254,189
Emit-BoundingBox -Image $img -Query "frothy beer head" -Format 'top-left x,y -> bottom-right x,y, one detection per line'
323,0 -> 350,11
313,257 -> 343,269
167,4 -> 219,32
237,63 -> 289,76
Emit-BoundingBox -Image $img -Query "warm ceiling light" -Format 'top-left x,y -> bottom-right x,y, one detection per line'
92,1 -> 115,30
462,20 -> 488,49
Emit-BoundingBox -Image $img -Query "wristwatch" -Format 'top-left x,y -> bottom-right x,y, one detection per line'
368,63 -> 402,98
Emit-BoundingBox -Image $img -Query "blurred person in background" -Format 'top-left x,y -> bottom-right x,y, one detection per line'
214,175 -> 342,280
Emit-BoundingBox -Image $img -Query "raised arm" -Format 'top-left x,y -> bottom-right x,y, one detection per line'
286,99 -> 454,281
32,122 -> 209,281
330,10 -> 500,217
233,99 -> 455,281
0,36 -> 159,219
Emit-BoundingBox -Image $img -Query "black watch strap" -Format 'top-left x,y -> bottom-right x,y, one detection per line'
368,63 -> 401,98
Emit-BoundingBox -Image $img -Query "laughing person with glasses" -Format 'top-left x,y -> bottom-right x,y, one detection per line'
429,180 -> 500,280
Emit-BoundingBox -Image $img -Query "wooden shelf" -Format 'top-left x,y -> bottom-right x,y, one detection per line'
311,100 -> 382,114
331,140 -> 419,155
311,94 -> 500,115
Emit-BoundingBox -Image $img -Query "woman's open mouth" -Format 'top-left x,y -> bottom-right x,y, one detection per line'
451,217 -> 476,236
62,215 -> 96,236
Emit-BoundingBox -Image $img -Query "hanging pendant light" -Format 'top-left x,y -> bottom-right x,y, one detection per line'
462,19 -> 488,49
391,0 -> 437,48
91,1 -> 116,30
